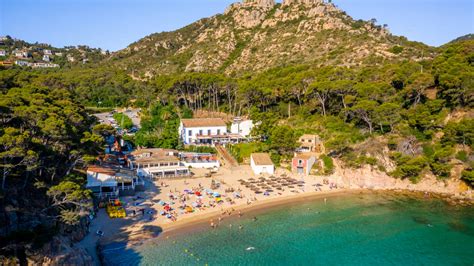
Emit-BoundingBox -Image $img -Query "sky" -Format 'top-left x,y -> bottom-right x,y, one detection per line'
1,0 -> 472,51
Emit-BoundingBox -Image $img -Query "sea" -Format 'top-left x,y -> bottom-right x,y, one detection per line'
101,191 -> 474,266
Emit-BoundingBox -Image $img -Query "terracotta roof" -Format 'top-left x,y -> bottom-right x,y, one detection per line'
131,148 -> 177,156
181,118 -> 226,128
134,155 -> 180,164
87,165 -> 116,175
251,153 -> 273,166
293,153 -> 316,160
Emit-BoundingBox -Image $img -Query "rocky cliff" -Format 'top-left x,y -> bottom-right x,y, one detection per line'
109,0 -> 433,78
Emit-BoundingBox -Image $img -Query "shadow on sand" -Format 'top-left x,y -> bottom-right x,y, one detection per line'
80,179 -> 166,265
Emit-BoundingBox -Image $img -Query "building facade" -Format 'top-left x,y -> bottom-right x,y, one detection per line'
128,148 -> 190,179
179,118 -> 228,145
292,153 -> 317,175
250,153 -> 275,175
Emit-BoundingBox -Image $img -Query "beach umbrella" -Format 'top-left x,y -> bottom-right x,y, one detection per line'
213,192 -> 221,197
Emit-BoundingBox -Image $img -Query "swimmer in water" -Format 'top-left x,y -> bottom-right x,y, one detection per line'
239,225 -> 243,230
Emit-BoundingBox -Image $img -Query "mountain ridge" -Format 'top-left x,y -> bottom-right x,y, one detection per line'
107,0 -> 435,78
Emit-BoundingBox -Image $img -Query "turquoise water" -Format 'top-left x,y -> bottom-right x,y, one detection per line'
102,192 -> 474,266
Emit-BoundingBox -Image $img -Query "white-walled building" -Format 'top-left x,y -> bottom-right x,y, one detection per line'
86,165 -> 143,198
129,148 -> 190,179
250,153 -> 275,175
179,118 -> 228,145
231,119 -> 254,137
0,50 -> 6,57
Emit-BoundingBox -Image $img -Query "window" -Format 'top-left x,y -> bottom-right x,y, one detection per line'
217,129 -> 221,135
199,130 -> 203,135
308,140 -> 312,143
188,130 -> 192,136
298,159 -> 303,165
208,129 -> 211,135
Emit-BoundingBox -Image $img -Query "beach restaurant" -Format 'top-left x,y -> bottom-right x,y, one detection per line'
86,165 -> 143,198
128,148 -> 190,179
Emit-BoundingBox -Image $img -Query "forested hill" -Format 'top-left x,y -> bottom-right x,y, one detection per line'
107,0 -> 434,78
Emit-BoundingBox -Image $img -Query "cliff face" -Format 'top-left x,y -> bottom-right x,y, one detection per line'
109,0 -> 433,78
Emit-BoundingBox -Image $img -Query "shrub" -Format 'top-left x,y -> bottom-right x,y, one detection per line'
320,155 -> 335,175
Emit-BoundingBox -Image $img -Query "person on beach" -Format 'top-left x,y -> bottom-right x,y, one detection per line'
239,225 -> 243,230
253,216 -> 257,222
238,210 -> 242,217
324,198 -> 327,204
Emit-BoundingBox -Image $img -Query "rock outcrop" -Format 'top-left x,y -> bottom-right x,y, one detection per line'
243,0 -> 275,8
282,0 -> 323,6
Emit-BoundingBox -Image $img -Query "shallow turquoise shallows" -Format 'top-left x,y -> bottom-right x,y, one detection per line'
102,192 -> 474,266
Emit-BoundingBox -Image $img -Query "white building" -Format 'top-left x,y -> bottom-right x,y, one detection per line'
14,50 -> 28,58
129,148 -> 190,179
15,60 -> 29,67
0,50 -> 6,57
42,55 -> 50,62
86,166 -> 143,198
231,119 -> 254,137
86,166 -> 119,198
179,118 -> 228,145
43,49 -> 52,55
250,153 -> 275,175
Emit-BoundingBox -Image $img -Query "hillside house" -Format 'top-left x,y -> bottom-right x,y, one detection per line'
0,50 -> 6,57
14,50 -> 29,58
250,153 -> 274,175
297,134 -> 324,153
15,60 -> 29,66
43,49 -> 52,55
42,55 -> 50,62
292,153 -> 317,176
129,148 -> 190,179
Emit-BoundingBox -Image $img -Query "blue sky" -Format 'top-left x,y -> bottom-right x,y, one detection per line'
1,0 -> 472,51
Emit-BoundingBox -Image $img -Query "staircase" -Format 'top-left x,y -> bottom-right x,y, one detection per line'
216,145 -> 238,167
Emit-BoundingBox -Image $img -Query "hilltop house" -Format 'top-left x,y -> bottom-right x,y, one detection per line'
43,49 -> 52,55
297,134 -> 324,153
292,153 -> 317,175
250,153 -> 274,175
128,148 -> 190,179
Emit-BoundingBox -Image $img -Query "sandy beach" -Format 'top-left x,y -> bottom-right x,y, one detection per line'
76,165 -> 351,264
76,162 -> 473,265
